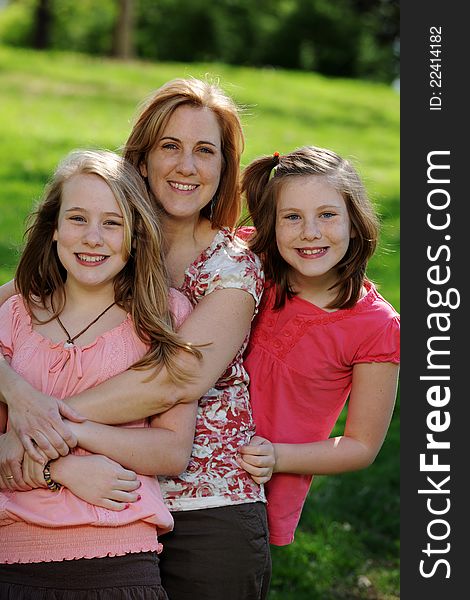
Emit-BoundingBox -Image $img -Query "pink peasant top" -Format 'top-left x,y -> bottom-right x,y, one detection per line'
0,290 -> 192,564
244,280 -> 400,546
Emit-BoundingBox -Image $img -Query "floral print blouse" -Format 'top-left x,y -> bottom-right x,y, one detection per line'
158,228 -> 266,511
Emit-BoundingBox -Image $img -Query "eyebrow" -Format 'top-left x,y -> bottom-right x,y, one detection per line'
278,203 -> 342,213
64,207 -> 123,217
160,135 -> 218,148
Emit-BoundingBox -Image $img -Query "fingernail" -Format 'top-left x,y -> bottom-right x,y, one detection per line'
137,494 -> 141,501
124,503 -> 130,509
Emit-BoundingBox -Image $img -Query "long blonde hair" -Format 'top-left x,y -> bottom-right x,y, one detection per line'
16,149 -> 200,380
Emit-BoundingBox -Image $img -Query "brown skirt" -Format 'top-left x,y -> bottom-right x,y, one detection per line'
0,552 -> 168,600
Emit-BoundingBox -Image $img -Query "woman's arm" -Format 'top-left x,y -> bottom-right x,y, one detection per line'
66,400 -> 198,476
2,287 -> 255,459
239,362 -> 399,478
70,288 -> 255,421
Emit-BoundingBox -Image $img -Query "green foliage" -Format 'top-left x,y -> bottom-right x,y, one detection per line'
268,0 -> 361,75
0,0 -> 35,47
0,46 -> 399,598
0,0 -> 399,81
52,0 -> 117,55
0,0 -> 117,53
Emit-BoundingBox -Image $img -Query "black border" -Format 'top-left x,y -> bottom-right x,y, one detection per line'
401,2 -> 466,596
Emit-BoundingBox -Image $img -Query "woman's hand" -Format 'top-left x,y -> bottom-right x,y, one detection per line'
22,450 -> 49,489
0,429 -> 31,491
237,435 -> 276,485
1,365 -> 86,461
51,454 -> 142,510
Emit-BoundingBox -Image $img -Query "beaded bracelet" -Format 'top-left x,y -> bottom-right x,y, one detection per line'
43,461 -> 62,491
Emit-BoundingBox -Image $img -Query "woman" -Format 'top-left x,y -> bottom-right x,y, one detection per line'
0,78 -> 272,600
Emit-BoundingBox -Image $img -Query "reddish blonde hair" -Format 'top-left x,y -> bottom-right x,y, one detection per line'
124,78 -> 245,229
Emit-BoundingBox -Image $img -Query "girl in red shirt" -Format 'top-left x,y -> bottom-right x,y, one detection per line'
238,146 -> 400,546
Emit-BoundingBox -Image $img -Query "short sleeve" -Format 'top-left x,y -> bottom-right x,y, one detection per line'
202,239 -> 264,310
235,226 -> 256,243
168,288 -> 193,329
0,296 -> 21,360
353,314 -> 400,365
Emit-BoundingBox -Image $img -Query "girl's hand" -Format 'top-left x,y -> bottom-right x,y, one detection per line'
0,429 -> 31,491
51,454 -> 142,510
237,435 -> 276,485
4,380 -> 85,462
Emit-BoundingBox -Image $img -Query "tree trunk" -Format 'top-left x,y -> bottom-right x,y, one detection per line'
112,0 -> 134,59
32,0 -> 53,50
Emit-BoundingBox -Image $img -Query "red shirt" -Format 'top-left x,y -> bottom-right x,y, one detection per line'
244,282 -> 400,545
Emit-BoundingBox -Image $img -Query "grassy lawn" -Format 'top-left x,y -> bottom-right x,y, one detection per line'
0,46 -> 400,599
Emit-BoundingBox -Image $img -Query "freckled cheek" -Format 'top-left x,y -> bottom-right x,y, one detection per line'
56,229 -> 79,248
206,163 -> 222,188
148,156 -> 172,181
275,231 -> 293,256
113,234 -> 126,252
276,223 -> 298,245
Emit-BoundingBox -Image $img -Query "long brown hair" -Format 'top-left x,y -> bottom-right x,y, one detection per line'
241,146 -> 380,310
123,77 -> 244,229
16,149 -> 200,380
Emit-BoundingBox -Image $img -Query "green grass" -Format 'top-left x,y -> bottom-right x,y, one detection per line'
0,46 -> 400,599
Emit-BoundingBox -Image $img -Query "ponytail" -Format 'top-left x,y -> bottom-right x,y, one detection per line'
241,154 -> 290,308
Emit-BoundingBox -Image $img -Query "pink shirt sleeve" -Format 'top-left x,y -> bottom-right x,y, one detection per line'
352,314 -> 400,365
0,296 -> 21,360
169,287 -> 193,329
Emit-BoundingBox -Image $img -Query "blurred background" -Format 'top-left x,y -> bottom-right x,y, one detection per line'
0,1 -> 399,598
0,0 -> 399,82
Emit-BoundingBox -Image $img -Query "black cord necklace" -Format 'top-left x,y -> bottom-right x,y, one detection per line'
56,301 -> 116,348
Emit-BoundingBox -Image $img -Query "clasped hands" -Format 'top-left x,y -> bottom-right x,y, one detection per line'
0,392 -> 140,510
1,384 -> 276,493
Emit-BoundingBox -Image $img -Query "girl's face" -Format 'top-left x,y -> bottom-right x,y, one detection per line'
275,175 -> 353,285
53,173 -> 127,293
141,104 -> 223,222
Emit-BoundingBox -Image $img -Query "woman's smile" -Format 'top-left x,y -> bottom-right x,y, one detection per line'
141,105 -> 222,221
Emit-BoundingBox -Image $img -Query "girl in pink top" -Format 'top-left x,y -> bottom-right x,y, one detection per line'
0,149 -> 200,599
238,146 -> 400,546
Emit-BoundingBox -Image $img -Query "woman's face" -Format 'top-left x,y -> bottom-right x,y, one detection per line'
141,105 -> 223,222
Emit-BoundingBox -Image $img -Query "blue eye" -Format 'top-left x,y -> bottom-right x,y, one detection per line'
199,146 -> 214,154
69,215 -> 86,222
285,214 -> 301,221
321,212 -> 336,219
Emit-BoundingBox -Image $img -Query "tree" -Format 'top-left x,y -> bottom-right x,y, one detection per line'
32,0 -> 53,49
112,0 -> 134,59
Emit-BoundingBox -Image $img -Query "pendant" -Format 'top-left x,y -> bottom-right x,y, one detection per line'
64,341 -> 75,349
